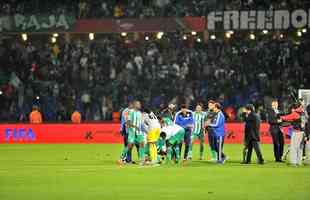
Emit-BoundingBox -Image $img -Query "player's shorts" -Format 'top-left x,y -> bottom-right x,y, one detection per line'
127,128 -> 136,144
168,129 -> 185,145
135,134 -> 145,144
147,128 -> 161,143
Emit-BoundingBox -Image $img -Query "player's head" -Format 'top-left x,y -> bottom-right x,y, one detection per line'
291,102 -> 303,113
32,105 -> 39,111
180,104 -> 187,114
213,102 -> 221,112
245,104 -> 255,114
144,108 -> 151,114
271,99 -> 278,110
134,100 -> 141,110
160,132 -> 167,140
195,103 -> 203,112
208,100 -> 216,110
128,100 -> 134,109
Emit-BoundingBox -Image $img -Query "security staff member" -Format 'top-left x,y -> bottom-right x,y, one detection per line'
29,105 -> 43,124
267,99 -> 284,162
242,104 -> 264,164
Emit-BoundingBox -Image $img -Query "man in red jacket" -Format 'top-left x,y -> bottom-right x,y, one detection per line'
280,103 -> 304,165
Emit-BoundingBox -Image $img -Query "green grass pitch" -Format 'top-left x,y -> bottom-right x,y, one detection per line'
0,144 -> 309,200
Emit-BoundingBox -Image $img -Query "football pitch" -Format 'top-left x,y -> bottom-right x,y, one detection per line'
0,144 -> 309,200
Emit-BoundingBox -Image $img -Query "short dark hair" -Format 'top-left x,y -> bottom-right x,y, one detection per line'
245,104 -> 255,112
271,98 -> 278,103
208,100 -> 216,104
214,103 -> 221,109
180,104 -> 187,109
160,132 -> 167,139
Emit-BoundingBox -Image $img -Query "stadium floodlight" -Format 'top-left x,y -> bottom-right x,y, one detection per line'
196,38 -> 201,42
262,30 -> 268,34
89,33 -> 95,40
121,32 -> 127,37
225,32 -> 231,38
156,32 -> 164,39
21,33 -> 27,41
302,28 -> 307,33
250,33 -> 255,40
53,33 -> 59,37
0,90 -> 2,95
210,35 -> 216,40
145,36 -> 149,41
51,37 -> 57,43
183,35 -> 187,40
297,31 -> 302,37
191,31 -> 197,36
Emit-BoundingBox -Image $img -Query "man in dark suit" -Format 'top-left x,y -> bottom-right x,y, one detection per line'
242,104 -> 264,164
267,99 -> 284,162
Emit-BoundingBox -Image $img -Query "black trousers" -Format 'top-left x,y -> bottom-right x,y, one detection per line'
270,128 -> 284,161
245,140 -> 264,163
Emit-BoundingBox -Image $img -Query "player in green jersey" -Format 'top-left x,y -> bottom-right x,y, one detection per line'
189,103 -> 207,160
119,100 -> 145,165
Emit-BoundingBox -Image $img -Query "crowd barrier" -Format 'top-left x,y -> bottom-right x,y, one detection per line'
0,123 -> 290,144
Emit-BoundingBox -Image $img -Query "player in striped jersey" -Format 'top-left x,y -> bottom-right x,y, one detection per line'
119,100 -> 145,165
189,103 -> 207,160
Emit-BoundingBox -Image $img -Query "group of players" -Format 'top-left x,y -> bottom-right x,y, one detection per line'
118,98 -> 310,166
118,100 -> 227,166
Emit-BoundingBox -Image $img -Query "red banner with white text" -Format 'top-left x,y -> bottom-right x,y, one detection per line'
0,123 -> 290,144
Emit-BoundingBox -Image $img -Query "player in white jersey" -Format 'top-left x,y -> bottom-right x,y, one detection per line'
160,123 -> 185,164
143,109 -> 161,165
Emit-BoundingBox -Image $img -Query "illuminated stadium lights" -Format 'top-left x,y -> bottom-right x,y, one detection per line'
0,90 -> 2,95
225,32 -> 231,38
121,32 -> 127,37
183,35 -> 187,40
210,35 -> 216,40
21,33 -> 27,41
89,33 -> 95,40
262,30 -> 268,34
196,38 -> 201,42
191,31 -> 197,36
297,31 -> 302,37
53,33 -> 59,37
51,37 -> 57,43
145,36 -> 149,41
302,28 -> 307,33
156,32 -> 164,39
250,33 -> 255,40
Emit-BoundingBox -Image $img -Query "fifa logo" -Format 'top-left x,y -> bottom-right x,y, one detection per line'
4,128 -> 36,142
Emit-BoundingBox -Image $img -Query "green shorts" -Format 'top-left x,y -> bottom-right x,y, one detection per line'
135,134 -> 145,144
168,129 -> 185,145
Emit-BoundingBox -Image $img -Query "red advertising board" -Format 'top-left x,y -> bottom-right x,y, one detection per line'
0,123 -> 290,144
74,17 -> 205,33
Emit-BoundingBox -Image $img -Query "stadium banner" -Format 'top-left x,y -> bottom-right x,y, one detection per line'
74,17 -> 205,33
207,9 -> 310,30
0,14 -> 75,32
0,123 -> 290,144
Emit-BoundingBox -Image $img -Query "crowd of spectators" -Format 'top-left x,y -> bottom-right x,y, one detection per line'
1,0 -> 309,18
0,32 -> 309,122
